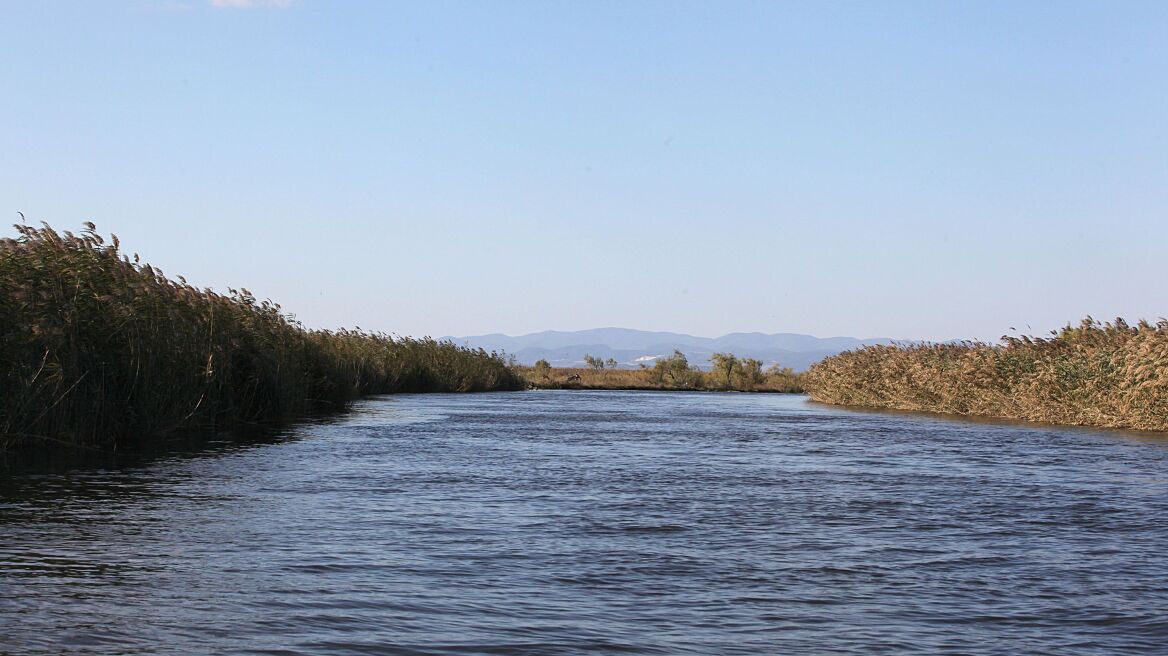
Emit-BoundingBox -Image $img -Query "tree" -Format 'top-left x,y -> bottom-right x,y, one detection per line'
533,359 -> 551,380
654,350 -> 695,387
710,352 -> 738,389
605,358 -> 618,369
735,358 -> 764,390
766,362 -> 799,392
766,362 -> 795,378
583,354 -> 604,370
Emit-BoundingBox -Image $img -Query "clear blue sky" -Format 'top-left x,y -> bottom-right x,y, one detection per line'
3,1 -> 1165,341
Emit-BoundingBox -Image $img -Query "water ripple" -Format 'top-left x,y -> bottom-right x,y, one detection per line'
2,391 -> 1168,654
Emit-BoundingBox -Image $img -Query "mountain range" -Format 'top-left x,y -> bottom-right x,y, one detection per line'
444,328 -> 899,372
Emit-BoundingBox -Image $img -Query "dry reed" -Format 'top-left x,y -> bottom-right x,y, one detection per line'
0,223 -> 523,450
803,318 -> 1168,431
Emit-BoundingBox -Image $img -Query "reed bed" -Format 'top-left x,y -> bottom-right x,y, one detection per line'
0,223 -> 523,451
804,318 -> 1168,431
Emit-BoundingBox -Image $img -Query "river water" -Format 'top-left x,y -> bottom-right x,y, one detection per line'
2,391 -> 1167,655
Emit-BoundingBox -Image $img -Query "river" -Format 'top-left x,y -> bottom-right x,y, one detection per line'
2,391 -> 1167,654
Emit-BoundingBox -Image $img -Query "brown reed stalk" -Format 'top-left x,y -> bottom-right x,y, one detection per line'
803,318 -> 1168,431
0,223 -> 523,451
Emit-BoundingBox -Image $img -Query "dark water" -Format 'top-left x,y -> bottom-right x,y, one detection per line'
3,391 -> 1168,655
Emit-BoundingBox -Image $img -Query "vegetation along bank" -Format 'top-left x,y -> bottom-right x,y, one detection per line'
804,318 -> 1168,431
0,223 -> 523,452
522,351 -> 805,393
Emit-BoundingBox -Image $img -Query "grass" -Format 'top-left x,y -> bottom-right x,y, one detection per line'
803,318 -> 1168,431
0,223 -> 523,451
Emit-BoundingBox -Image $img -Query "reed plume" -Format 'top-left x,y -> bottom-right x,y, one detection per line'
803,318 -> 1168,431
0,223 -> 523,450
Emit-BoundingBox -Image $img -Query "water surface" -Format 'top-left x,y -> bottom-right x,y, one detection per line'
3,391 -> 1167,654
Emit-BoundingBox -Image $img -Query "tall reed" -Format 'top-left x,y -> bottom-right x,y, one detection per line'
0,223 -> 523,450
804,318 -> 1168,431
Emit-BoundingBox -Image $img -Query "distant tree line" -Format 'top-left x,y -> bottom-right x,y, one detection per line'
523,351 -> 802,392
582,355 -> 618,370
650,350 -> 793,391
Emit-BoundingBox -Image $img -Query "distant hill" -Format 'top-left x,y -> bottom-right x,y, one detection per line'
444,328 -> 899,372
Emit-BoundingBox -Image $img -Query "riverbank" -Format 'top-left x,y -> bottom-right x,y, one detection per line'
804,318 -> 1168,431
0,223 -> 523,452
521,364 -> 804,393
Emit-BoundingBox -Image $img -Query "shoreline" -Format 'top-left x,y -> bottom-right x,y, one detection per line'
519,366 -> 805,394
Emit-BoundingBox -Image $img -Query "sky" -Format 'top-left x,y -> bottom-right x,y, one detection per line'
2,1 -> 1165,342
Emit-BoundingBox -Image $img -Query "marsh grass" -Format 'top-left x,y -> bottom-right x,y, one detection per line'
804,318 -> 1168,431
0,223 -> 523,451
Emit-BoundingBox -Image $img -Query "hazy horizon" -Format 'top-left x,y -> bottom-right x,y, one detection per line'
4,1 -> 1164,343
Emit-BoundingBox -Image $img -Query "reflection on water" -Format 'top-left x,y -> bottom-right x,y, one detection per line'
3,391 -> 1168,655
